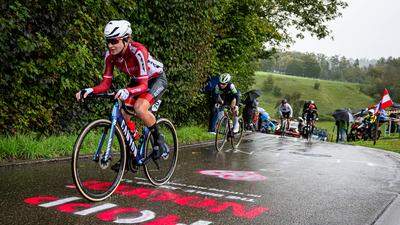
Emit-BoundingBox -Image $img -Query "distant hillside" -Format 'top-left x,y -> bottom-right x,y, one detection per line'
252,72 -> 375,120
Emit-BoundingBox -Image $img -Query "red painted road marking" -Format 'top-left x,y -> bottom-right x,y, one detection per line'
56,202 -> 92,213
24,196 -> 58,205
66,180 -> 269,219
24,195 -> 212,224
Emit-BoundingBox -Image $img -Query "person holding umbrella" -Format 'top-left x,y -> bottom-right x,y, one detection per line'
332,108 -> 354,142
243,89 -> 261,131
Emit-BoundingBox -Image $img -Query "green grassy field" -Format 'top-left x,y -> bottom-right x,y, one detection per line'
351,135 -> 400,153
253,72 -> 375,118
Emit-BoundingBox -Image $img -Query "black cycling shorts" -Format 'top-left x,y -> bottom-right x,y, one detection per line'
281,111 -> 291,119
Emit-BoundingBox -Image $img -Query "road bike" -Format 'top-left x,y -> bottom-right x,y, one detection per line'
72,93 -> 178,201
302,111 -> 316,141
215,105 -> 244,151
280,116 -> 290,138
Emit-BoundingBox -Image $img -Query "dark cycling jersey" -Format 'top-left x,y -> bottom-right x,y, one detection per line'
303,103 -> 318,120
92,41 -> 163,96
305,109 -> 318,121
214,82 -> 239,106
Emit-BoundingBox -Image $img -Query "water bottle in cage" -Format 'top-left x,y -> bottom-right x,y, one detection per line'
151,100 -> 162,112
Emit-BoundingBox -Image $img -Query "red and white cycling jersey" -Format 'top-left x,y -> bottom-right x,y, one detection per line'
92,41 -> 164,96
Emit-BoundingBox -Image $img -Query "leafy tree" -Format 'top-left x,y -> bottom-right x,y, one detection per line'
302,53 -> 321,78
286,58 -> 304,76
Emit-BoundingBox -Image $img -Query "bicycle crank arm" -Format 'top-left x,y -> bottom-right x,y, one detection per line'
141,152 -> 160,170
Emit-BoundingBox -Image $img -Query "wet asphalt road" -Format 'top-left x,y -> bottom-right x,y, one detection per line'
1,133 -> 400,225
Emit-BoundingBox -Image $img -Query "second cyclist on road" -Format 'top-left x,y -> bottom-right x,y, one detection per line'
278,99 -> 293,131
214,73 -> 241,133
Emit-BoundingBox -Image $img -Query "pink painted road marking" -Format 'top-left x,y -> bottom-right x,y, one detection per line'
197,170 -> 267,182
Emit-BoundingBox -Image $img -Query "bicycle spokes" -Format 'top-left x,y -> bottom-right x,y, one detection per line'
232,117 -> 244,149
143,118 -> 178,186
215,116 -> 229,151
72,119 -> 126,201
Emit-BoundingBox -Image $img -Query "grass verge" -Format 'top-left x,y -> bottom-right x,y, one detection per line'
350,136 -> 400,153
0,125 -> 214,161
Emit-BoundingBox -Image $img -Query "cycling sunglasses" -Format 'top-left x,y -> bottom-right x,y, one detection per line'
106,38 -> 121,45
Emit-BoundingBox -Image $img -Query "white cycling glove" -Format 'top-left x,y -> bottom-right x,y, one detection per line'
84,88 -> 93,95
77,88 -> 93,101
115,89 -> 130,101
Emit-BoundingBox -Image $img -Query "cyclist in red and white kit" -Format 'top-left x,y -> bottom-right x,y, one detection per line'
75,20 -> 168,157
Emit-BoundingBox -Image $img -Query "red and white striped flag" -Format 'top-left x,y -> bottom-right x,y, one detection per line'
374,88 -> 393,114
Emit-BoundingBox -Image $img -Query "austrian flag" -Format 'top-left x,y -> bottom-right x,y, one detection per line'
375,88 -> 394,114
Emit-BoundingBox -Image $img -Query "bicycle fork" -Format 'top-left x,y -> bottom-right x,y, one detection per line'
92,102 -> 120,164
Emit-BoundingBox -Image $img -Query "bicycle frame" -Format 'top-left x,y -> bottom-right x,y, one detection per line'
93,99 -> 151,167
280,117 -> 290,131
220,105 -> 238,136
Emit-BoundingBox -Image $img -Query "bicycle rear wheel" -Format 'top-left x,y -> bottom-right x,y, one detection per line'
215,116 -> 229,152
302,125 -> 309,139
232,117 -> 244,149
308,124 -> 315,142
307,126 -> 312,142
143,118 -> 178,186
72,119 -> 126,201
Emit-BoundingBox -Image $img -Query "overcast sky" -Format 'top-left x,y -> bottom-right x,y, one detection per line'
289,0 -> 400,59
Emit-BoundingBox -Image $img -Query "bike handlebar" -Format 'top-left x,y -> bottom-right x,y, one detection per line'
85,92 -> 116,100
81,93 -> 140,116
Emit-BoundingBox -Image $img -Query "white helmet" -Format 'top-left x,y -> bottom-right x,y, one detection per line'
104,20 -> 132,39
219,73 -> 231,84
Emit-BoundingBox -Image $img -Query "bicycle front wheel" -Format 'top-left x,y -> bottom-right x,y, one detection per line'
308,125 -> 315,142
215,116 -> 229,152
280,119 -> 286,137
72,119 -> 126,201
232,117 -> 244,149
143,118 -> 178,186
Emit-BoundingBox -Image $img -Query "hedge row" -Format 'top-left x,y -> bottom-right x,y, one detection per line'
0,0 -> 346,135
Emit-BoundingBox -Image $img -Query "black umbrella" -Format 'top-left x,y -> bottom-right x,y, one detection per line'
332,109 -> 354,122
353,108 -> 369,117
245,89 -> 262,102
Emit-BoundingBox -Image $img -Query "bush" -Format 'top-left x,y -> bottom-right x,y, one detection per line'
263,75 -> 274,92
314,81 -> 321,90
272,86 -> 282,96
0,0 -> 258,135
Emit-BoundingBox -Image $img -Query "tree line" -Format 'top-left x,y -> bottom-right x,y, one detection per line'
258,51 -> 400,101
